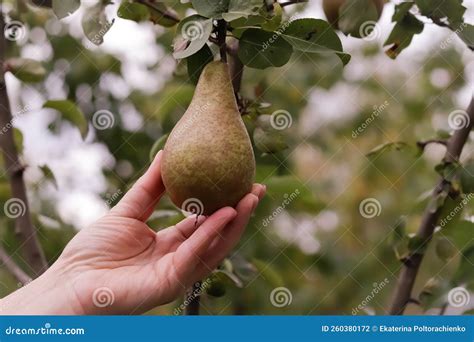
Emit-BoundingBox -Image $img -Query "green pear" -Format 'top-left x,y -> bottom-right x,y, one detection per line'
161,61 -> 255,216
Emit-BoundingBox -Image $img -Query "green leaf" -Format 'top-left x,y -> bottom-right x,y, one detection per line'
6,58 -> 46,83
441,219 -> 474,253
415,0 -> 466,26
460,160 -> 474,193
43,100 -> 88,139
117,2 -> 149,22
408,234 -> 428,255
191,0 -> 229,19
384,4 -> 424,59
453,245 -> 474,285
252,258 -> 284,288
52,0 -> 80,19
419,276 -> 448,309
455,23 -> 474,50
186,44 -> 214,84
435,236 -> 458,261
281,18 -> 350,65
82,3 -> 114,45
221,0 -> 263,22
39,165 -> 58,189
338,0 -> 380,38
149,134 -> 168,162
238,28 -> 293,69
204,273 -> 226,297
173,15 -> 213,59
253,127 -> 288,154
261,3 -> 282,31
13,128 -> 23,152
366,141 -> 410,158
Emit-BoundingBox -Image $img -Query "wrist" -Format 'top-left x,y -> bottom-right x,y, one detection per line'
0,267 -> 85,315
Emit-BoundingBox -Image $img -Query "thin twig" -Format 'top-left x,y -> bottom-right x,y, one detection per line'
279,0 -> 308,8
217,20 -> 227,63
0,245 -> 32,285
389,96 -> 474,315
0,5 -> 48,275
135,0 -> 180,23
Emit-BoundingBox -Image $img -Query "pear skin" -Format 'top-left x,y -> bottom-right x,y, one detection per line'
161,61 -> 256,215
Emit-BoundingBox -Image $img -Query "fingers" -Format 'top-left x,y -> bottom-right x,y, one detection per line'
193,184 -> 265,279
111,151 -> 165,221
172,207 -> 237,280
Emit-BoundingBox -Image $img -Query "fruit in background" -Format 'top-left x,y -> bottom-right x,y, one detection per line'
161,61 -> 255,216
323,0 -> 384,29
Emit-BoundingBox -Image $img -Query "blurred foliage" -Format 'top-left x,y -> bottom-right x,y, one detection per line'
0,0 -> 473,316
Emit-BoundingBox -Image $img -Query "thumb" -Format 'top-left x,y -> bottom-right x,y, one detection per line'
110,150 -> 165,221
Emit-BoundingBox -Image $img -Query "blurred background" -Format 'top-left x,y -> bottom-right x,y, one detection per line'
0,0 -> 473,315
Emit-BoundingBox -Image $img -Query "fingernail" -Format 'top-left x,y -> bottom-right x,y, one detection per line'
251,196 -> 259,212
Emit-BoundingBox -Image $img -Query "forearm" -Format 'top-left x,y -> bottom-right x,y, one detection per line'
0,269 -> 83,315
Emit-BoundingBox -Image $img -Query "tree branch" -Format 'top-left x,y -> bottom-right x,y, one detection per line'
217,19 -> 227,63
0,244 -> 32,285
0,7 -> 48,276
135,0 -> 180,23
389,96 -> 474,315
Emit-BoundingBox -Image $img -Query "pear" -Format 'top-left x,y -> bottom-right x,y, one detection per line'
161,61 -> 255,216
323,0 -> 384,28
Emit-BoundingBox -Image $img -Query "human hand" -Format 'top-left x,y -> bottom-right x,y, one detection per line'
0,151 -> 265,315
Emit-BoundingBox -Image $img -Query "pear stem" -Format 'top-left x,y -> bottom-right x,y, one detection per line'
217,20 -> 227,63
